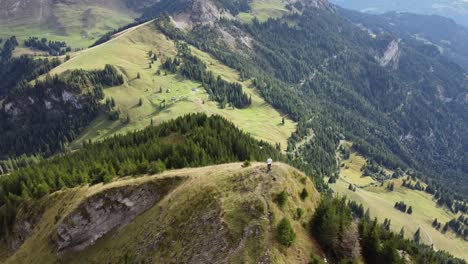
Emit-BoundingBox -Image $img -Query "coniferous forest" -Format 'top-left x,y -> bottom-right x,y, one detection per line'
312,196 -> 465,264
0,54 -> 124,157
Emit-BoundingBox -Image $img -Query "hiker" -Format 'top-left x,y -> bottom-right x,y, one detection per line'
267,158 -> 273,171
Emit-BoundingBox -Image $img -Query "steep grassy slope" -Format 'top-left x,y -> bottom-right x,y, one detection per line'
0,0 -> 137,48
329,145 -> 468,260
237,0 -> 332,22
330,178 -> 468,260
2,163 -> 323,263
237,0 -> 290,22
48,21 -> 295,151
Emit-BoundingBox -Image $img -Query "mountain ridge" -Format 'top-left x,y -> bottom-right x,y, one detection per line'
2,162 -> 323,263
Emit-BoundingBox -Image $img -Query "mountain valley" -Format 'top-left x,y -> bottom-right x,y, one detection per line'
0,0 -> 467,263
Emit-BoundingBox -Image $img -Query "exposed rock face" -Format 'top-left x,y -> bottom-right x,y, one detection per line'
191,0 -> 221,25
51,177 -> 184,254
0,0 -> 53,20
0,0 -> 132,20
7,204 -> 45,250
376,39 -> 401,70
286,0 -> 333,10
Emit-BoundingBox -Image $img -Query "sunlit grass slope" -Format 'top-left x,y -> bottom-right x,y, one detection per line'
329,142 -> 468,260
0,1 -> 136,48
49,21 -> 295,151
238,0 -> 291,22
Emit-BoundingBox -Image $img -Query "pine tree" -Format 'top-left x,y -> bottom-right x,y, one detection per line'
276,191 -> 288,207
300,188 -> 309,200
125,114 -> 131,124
443,222 -> 449,233
277,218 -> 296,247
399,227 -> 405,238
414,228 -> 421,243
364,209 -> 371,221
407,206 -> 413,215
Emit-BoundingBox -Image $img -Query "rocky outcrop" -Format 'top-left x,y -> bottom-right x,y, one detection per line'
0,0 -> 53,20
285,0 -> 334,11
51,177 -> 184,254
190,0 -> 221,25
376,39 -> 401,70
6,202 -> 45,251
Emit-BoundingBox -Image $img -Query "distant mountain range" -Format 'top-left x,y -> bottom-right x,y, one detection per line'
339,9 -> 468,70
331,0 -> 468,27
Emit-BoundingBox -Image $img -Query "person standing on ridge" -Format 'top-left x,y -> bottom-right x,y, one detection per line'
267,158 -> 273,172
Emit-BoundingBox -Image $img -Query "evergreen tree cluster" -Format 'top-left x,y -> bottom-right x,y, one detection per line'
24,37 -> 70,56
0,65 -> 123,158
361,160 -> 394,182
0,36 -> 18,62
437,216 -> 468,240
362,215 -> 465,264
348,200 -> 365,218
399,173 -> 467,213
216,0 -> 251,15
0,36 -> 62,97
161,42 -> 251,109
310,196 -> 355,261
394,201 -> 413,214
0,56 -> 61,97
0,113 -> 282,238
0,155 -> 43,175
312,196 -> 466,263
141,0 -> 191,20
402,178 -> 425,192
432,218 -> 442,230
338,145 -> 350,160
277,218 -> 296,247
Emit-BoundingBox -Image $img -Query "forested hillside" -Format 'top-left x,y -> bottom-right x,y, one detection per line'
0,38 -> 124,157
150,5 -> 468,197
0,114 -> 281,245
339,9 -> 468,70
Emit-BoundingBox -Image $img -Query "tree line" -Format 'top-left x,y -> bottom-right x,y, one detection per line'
0,36 -> 62,97
161,41 -> 251,109
0,65 -> 123,158
0,113 -> 282,239
0,155 -> 43,176
24,37 -> 71,56
311,195 -> 466,263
